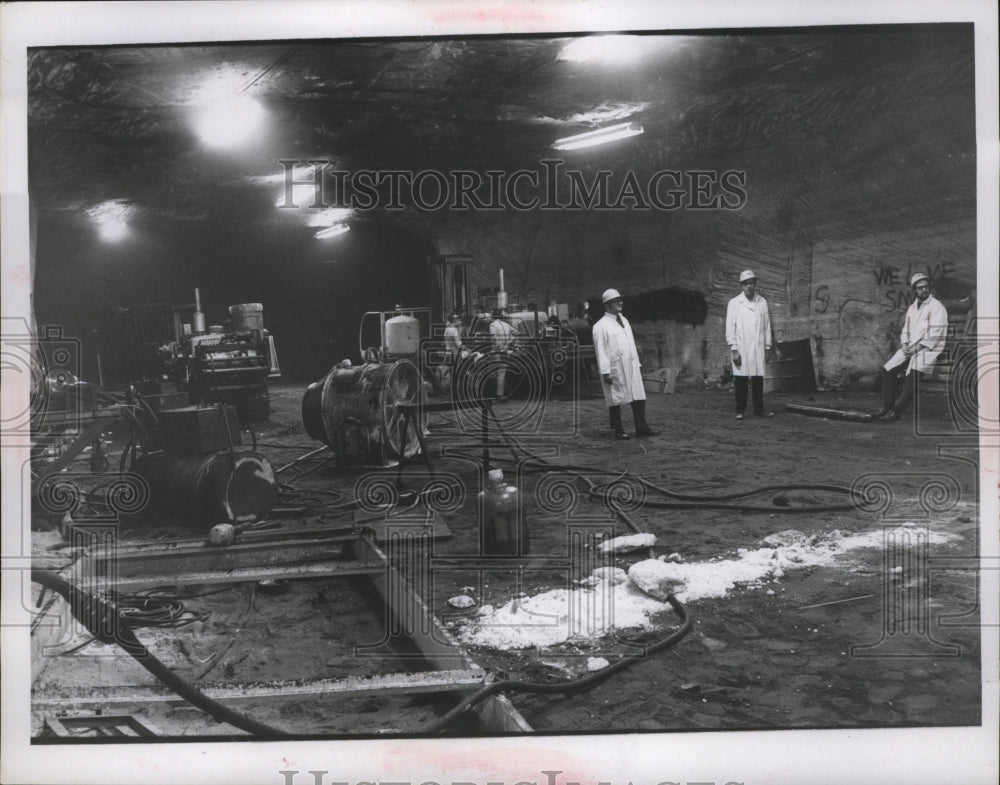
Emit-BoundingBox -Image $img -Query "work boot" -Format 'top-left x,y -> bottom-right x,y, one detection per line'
631,400 -> 659,436
609,405 -> 628,439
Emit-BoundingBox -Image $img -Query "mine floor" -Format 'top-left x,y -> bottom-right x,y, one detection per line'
31,377 -> 983,738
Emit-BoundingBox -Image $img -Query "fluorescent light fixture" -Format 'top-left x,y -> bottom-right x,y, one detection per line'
276,183 -> 324,208
552,121 -> 644,151
315,224 -> 350,239
305,208 -> 354,227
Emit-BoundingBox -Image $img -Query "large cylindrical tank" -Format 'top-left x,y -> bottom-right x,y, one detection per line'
384,314 -> 420,356
133,450 -> 277,524
229,303 -> 265,332
302,359 -> 421,463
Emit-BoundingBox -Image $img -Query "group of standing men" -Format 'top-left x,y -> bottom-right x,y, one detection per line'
593,268 -> 949,438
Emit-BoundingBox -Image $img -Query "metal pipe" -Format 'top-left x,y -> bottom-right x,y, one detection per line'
784,403 -> 875,422
192,287 -> 206,334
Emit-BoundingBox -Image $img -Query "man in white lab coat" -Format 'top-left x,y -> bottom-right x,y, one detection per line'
438,313 -> 464,390
592,288 -> 658,439
725,269 -> 776,419
876,271 -> 949,421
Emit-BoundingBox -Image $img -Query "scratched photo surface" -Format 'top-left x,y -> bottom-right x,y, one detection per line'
2,2 -> 997,785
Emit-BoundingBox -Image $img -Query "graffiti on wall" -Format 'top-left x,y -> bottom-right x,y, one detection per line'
873,261 -> 957,311
811,261 -> 957,314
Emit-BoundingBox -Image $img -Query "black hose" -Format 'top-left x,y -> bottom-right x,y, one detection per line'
441,447 -> 855,515
468,408 -> 859,512
31,569 -> 288,737
421,593 -> 692,733
514,454 -> 856,513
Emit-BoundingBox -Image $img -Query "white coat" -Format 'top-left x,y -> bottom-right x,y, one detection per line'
725,292 -> 772,377
593,312 -> 646,405
883,294 -> 949,375
444,324 -> 462,359
489,318 -> 515,350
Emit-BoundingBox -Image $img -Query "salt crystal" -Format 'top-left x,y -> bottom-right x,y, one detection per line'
586,657 -> 610,672
628,559 -> 686,601
590,566 -> 628,585
763,530 -> 806,547
448,595 -> 476,609
598,532 -> 656,554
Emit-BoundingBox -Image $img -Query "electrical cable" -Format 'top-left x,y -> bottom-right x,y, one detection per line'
54,587 -> 207,655
110,587 -> 207,629
420,593 -> 691,733
254,443 -> 324,451
276,484 -> 346,511
220,401 -> 239,520
468,401 -> 857,512
31,569 -> 288,737
195,583 -> 256,681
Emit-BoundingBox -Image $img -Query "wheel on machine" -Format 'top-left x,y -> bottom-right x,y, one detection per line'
377,360 -> 423,459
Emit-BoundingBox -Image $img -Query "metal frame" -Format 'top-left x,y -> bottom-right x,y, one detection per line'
47,525 -> 532,734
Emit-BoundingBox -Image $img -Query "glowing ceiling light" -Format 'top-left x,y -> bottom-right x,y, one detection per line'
275,184 -> 332,209
97,219 -> 129,242
553,121 -> 644,151
558,35 -> 645,65
86,200 -> 134,242
315,224 -> 350,239
192,92 -> 265,148
305,208 -> 354,227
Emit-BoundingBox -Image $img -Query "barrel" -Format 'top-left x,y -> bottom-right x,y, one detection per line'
133,450 -> 277,524
229,302 -> 265,332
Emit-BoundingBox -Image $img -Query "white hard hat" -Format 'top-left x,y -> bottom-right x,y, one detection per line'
910,272 -> 929,287
739,269 -> 756,283
601,288 -> 623,303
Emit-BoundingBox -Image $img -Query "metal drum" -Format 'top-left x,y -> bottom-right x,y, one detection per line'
302,359 -> 422,464
133,450 -> 277,524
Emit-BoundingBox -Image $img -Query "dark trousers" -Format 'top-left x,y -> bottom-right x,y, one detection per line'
882,368 -> 924,413
735,375 -> 764,415
609,400 -> 649,431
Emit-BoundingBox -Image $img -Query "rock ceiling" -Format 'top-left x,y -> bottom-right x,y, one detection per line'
27,26 -> 974,228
